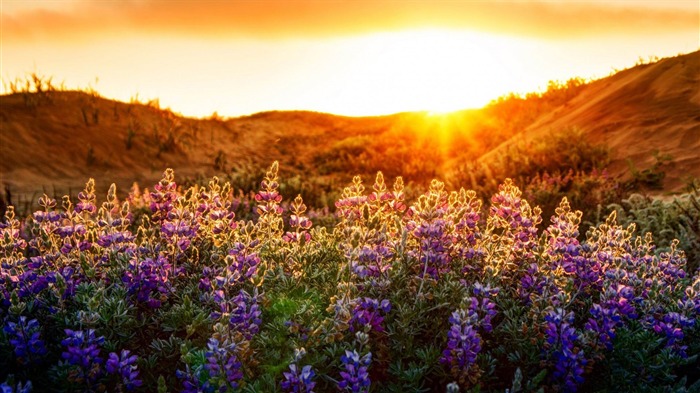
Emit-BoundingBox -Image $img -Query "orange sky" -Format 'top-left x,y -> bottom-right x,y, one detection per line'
2,0 -> 699,116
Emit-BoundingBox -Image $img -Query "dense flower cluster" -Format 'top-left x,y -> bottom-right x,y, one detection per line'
348,297 -> 391,334
0,377 -> 32,393
281,363 -> 316,393
543,309 -> 587,392
441,309 -> 483,387
335,173 -> 405,282
3,317 -> 47,365
228,289 -> 262,340
61,329 -> 105,385
106,350 -> 142,391
1,164 -> 698,392
338,350 -> 371,393
176,337 -> 244,393
122,255 -> 174,308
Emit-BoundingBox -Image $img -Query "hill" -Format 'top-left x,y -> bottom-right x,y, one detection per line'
1,51 -> 699,209
478,51 -> 700,192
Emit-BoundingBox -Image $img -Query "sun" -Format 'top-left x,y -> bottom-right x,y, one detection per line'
326,28 -> 525,115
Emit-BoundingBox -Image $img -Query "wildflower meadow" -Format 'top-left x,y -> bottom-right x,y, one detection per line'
1,162 -> 698,392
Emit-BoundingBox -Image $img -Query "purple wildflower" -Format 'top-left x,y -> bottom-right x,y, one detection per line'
61,329 -> 104,368
255,161 -> 284,241
229,289 -> 262,340
0,378 -> 32,393
61,329 -> 105,385
543,309 -> 587,392
174,365 -> 201,393
649,311 -> 695,357
149,169 -> 177,223
338,350 -> 371,393
122,255 -> 173,308
224,241 -> 260,286
469,283 -> 499,334
281,364 -> 316,393
204,337 -> 244,391
283,195 -> 313,244
106,350 -> 142,391
440,309 -> 482,385
348,298 -> 391,334
3,317 -> 47,365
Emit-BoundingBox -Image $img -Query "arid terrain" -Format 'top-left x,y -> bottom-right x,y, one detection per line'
1,51 -> 699,206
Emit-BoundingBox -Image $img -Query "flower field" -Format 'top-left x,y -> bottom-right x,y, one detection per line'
1,162 -> 698,392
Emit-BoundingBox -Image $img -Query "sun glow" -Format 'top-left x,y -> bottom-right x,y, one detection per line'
3,14 -> 697,118
306,29 -> 534,115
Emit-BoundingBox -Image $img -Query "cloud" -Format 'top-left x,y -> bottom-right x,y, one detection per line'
2,0 -> 698,43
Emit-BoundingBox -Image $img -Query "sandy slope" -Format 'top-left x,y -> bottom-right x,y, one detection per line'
0,91 -> 406,202
493,51 -> 700,191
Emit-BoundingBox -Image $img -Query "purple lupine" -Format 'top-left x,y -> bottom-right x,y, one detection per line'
408,216 -> 452,280
75,180 -> 98,216
283,195 -> 313,243
469,283 -> 499,333
338,350 -> 371,393
106,350 -> 142,391
0,378 -> 32,393
51,265 -> 80,300
229,290 -> 262,340
584,303 -> 618,351
544,198 -> 583,278
543,309 -> 587,392
255,161 -> 284,241
335,176 -> 368,223
451,188 -> 483,264
518,262 -> 549,305
204,337 -> 244,391
484,180 -> 542,285
3,317 -> 47,365
351,243 -> 394,279
585,283 -> 640,351
280,364 -> 316,393
194,177 -> 236,231
16,269 -> 50,299
96,230 -> 134,249
161,203 -> 199,252
174,365 -> 201,393
61,329 -> 105,367
61,329 -> 105,384
573,244 -> 603,296
0,206 -> 27,255
336,173 -> 405,282
56,221 -> 91,255
122,255 -> 173,308
366,172 -> 407,237
224,241 -> 260,286
648,311 -> 695,358
348,298 -> 391,334
440,309 -> 482,385
149,169 -> 178,224
489,180 -> 541,259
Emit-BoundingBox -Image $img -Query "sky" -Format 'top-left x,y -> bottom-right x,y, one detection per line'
1,0 -> 699,117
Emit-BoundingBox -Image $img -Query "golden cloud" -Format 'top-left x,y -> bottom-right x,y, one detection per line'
2,0 -> 698,42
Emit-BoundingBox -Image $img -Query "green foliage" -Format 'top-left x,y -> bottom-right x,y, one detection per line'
604,182 -> 700,272
626,150 -> 673,191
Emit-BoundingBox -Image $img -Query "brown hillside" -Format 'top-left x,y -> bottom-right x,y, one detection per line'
0,90 -> 463,203
482,51 -> 700,192
1,50 -> 699,208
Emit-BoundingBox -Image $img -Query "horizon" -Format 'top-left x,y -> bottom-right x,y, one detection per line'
2,1 -> 698,117
1,49 -> 693,120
